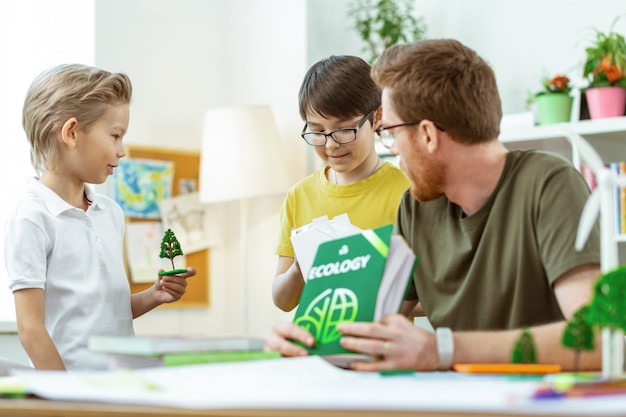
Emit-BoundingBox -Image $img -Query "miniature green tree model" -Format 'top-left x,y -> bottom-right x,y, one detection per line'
586,266 -> 626,379
562,305 -> 595,372
158,228 -> 187,276
511,327 -> 538,364
587,266 -> 626,330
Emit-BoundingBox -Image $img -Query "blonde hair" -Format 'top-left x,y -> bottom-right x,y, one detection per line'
22,64 -> 132,175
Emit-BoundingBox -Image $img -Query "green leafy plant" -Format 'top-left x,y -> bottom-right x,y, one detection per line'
347,0 -> 426,64
586,266 -> 626,378
158,228 -> 187,276
583,15 -> 626,88
511,327 -> 538,364
562,305 -> 595,373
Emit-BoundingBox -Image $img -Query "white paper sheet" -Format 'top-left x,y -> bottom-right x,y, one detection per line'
291,214 -> 361,281
13,356 -> 626,414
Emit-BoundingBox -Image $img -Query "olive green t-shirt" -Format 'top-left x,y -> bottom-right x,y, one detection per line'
400,149 -> 600,330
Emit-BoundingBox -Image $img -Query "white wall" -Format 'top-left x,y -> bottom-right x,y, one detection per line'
94,0 -> 308,337
0,0 -> 95,363
420,0 -> 626,115
0,0 -> 95,322
306,0 -> 626,115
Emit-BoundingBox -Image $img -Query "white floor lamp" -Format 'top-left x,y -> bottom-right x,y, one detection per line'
199,105 -> 295,333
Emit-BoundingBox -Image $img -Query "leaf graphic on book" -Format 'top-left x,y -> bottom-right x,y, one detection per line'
292,223 -> 414,358
294,288 -> 359,344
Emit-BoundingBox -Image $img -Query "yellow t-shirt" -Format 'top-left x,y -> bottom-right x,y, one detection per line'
275,162 -> 411,258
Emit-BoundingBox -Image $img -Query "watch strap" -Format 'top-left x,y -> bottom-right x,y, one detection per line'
436,327 -> 454,371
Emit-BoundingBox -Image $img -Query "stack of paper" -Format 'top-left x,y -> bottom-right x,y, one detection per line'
291,214 -> 362,281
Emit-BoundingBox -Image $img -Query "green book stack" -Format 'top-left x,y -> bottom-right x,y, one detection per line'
105,350 -> 280,370
292,224 -> 418,367
88,336 -> 279,370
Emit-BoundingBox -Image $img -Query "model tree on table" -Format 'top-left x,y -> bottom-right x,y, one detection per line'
585,266 -> 626,379
158,228 -> 188,276
562,305 -> 595,372
511,327 -> 538,364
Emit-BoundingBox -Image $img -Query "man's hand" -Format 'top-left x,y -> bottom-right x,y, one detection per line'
338,314 -> 439,372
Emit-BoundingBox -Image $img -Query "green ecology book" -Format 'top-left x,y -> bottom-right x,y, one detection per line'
293,224 -> 418,367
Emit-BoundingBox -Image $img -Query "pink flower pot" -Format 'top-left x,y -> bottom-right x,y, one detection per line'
585,86 -> 626,119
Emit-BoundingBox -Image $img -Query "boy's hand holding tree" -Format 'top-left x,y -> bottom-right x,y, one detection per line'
158,228 -> 188,276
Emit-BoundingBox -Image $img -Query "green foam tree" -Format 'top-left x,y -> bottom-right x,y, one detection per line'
562,305 -> 595,372
586,266 -> 626,378
158,228 -> 186,276
587,266 -> 626,330
511,327 -> 537,364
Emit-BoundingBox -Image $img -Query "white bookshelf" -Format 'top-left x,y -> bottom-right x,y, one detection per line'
500,115 -> 626,254
500,116 -> 626,143
500,116 -> 626,167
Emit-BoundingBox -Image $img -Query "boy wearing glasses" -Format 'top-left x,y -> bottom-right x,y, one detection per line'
267,40 -> 602,372
272,55 -> 410,312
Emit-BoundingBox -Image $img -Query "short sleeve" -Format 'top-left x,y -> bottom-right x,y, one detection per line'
4,216 -> 50,291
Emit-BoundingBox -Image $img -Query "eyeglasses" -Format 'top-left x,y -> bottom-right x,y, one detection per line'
375,119 -> 445,149
301,111 -> 373,146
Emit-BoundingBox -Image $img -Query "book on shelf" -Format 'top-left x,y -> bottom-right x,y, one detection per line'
618,161 -> 626,235
291,219 -> 418,368
580,162 -> 597,191
88,335 -> 275,369
610,162 -> 623,236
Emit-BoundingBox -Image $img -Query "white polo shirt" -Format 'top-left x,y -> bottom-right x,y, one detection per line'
5,177 -> 134,370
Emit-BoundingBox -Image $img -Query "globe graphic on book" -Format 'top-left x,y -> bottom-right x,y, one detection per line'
294,288 -> 359,344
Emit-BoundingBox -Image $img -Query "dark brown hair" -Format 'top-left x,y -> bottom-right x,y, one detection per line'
298,55 -> 381,122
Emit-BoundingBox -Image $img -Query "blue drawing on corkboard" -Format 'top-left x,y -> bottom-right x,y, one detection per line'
113,158 -> 174,218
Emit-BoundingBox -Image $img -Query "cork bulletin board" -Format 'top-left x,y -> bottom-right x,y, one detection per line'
122,145 -> 209,308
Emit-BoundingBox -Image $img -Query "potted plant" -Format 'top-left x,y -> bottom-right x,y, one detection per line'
347,0 -> 427,64
534,74 -> 574,125
582,15 -> 626,119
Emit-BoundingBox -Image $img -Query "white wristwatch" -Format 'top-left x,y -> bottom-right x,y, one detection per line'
435,327 -> 454,371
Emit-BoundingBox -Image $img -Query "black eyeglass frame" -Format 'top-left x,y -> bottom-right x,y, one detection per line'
375,119 -> 445,149
300,111 -> 374,147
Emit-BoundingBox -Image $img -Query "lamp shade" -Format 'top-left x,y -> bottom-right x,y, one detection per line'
199,105 -> 294,204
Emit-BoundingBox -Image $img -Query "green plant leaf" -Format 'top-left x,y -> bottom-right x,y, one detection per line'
347,0 -> 427,64
582,14 -> 626,87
